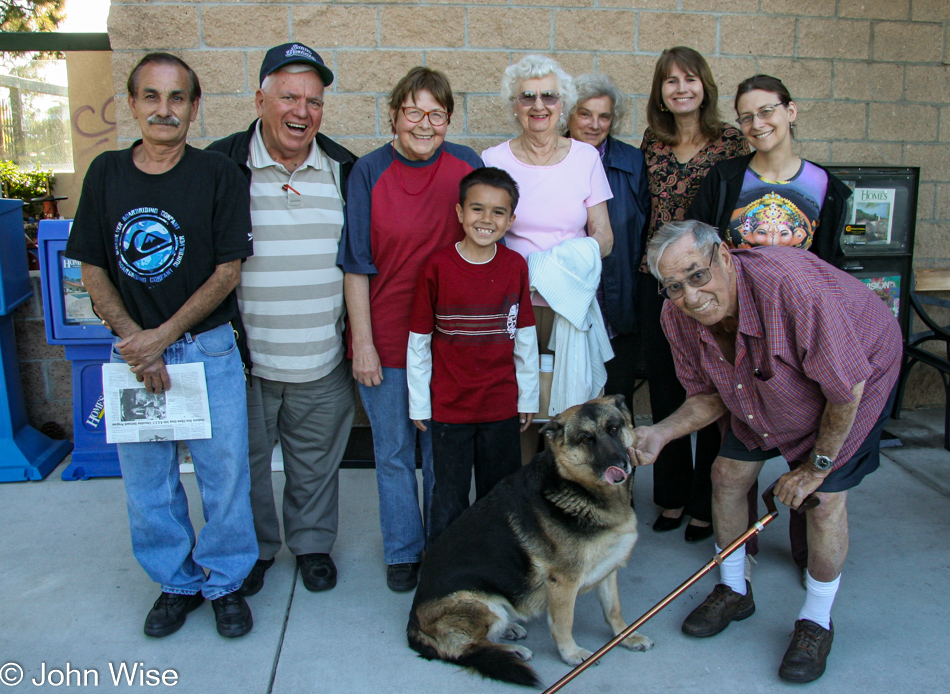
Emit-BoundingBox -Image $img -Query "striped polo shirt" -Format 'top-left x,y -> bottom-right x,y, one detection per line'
237,122 -> 345,383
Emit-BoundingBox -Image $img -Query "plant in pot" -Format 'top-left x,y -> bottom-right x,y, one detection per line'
0,159 -> 55,271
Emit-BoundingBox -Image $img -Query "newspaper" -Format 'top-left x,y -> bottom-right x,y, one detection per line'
102,363 -> 212,444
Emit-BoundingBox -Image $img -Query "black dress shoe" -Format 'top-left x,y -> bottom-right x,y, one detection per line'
144,591 -> 204,637
212,591 -> 253,638
297,553 -> 337,592
386,562 -> 419,592
685,521 -> 714,543
653,513 -> 684,532
239,557 -> 275,597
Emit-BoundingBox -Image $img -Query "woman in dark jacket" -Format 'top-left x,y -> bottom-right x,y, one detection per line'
688,74 -> 851,268
567,73 -> 649,410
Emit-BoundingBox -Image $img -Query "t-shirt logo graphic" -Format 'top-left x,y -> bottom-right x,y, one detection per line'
115,207 -> 185,284
506,303 -> 519,339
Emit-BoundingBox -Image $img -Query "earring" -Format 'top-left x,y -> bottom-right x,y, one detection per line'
660,103 -> 668,112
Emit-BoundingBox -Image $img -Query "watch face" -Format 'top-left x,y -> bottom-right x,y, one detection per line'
813,455 -> 833,471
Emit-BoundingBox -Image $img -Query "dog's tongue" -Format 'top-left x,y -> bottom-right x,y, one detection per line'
605,466 -> 628,485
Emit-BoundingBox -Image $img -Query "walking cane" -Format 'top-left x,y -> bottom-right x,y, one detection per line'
541,481 -> 819,694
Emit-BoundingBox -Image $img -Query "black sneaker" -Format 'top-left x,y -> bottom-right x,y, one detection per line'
212,591 -> 253,638
144,591 -> 204,637
779,619 -> 834,683
682,581 -> 755,638
386,562 -> 419,592
297,553 -> 337,592
239,558 -> 275,597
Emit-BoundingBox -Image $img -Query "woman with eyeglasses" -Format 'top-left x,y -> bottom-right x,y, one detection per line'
639,47 -> 750,543
481,55 -> 614,452
338,66 -> 482,593
688,74 -> 851,266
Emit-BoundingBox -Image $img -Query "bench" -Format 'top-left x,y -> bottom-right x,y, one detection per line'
891,269 -> 950,451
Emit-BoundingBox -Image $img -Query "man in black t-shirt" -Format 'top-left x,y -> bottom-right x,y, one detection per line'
65,53 -> 258,640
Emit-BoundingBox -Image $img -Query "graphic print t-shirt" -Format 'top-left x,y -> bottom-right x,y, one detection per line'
66,144 -> 252,334
726,160 -> 828,252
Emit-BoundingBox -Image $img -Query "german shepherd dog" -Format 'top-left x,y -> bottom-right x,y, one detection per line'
407,395 -> 653,687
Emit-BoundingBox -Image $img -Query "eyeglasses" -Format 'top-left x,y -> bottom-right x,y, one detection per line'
400,107 -> 450,126
735,103 -> 785,127
658,244 -> 721,300
516,91 -> 561,108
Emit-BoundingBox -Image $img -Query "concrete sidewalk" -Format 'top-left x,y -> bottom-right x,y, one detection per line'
1,409 -> 948,694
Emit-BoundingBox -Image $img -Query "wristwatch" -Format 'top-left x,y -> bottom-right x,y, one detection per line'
810,452 -> 834,471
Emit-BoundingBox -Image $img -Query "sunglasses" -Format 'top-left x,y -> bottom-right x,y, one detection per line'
735,103 -> 785,127
658,244 -> 721,300
516,91 -> 561,108
400,107 -> 450,126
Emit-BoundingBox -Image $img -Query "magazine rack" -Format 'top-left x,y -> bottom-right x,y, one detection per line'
826,165 -> 920,341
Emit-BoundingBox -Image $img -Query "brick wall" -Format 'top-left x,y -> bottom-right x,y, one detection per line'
97,0 -> 950,407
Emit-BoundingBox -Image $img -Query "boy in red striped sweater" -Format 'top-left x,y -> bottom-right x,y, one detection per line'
408,167 -> 540,545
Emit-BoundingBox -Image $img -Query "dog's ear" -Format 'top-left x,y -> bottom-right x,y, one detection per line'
611,394 -> 627,412
540,419 -> 564,443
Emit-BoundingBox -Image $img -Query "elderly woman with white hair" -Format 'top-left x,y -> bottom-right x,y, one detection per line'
567,73 -> 649,416
482,56 -> 615,431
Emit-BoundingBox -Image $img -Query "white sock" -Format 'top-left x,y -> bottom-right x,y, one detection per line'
717,544 -> 747,595
798,570 -> 839,630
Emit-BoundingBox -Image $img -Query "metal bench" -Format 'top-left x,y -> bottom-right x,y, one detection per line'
892,269 -> 950,451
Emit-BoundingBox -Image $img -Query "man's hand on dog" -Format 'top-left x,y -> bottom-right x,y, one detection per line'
629,425 -> 666,466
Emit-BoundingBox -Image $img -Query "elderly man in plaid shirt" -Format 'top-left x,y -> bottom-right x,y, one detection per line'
631,220 -> 901,684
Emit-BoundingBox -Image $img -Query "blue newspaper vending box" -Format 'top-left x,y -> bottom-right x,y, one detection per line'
1,200 -> 73,481
38,219 -> 120,480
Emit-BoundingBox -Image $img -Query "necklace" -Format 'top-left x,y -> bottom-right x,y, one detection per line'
391,137 -> 444,196
518,138 -> 561,167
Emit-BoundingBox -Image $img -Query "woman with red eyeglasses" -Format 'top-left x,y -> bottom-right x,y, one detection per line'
338,66 -> 482,594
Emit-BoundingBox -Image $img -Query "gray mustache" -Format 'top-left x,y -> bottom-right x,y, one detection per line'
147,115 -> 181,127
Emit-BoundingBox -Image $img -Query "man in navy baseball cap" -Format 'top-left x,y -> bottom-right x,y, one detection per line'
207,42 -> 357,600
259,43 -> 334,87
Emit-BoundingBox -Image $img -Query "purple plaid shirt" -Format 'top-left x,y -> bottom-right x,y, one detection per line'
661,247 -> 902,469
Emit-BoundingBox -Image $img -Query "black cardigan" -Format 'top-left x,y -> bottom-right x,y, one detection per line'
686,153 -> 852,268
206,121 -> 358,371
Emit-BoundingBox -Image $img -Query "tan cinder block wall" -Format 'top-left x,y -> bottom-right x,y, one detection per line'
105,0 -> 950,407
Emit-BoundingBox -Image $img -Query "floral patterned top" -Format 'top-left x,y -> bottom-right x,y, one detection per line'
640,124 -> 750,270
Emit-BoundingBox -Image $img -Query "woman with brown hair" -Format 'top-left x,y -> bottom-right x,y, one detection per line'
640,47 -> 750,542
688,73 -> 851,267
339,67 -> 482,592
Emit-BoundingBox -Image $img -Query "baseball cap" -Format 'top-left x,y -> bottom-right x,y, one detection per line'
259,43 -> 334,87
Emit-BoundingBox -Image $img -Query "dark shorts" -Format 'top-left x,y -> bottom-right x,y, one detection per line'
718,385 -> 897,493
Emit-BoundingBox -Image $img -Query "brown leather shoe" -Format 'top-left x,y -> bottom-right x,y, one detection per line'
779,619 -> 834,683
682,581 -> 755,638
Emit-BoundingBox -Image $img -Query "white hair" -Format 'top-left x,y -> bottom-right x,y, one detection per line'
500,54 -> 577,131
260,63 -> 319,93
646,220 -> 722,279
571,73 -> 626,136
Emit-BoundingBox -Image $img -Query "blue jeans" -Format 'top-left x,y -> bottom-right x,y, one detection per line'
359,367 -> 433,564
111,323 -> 258,600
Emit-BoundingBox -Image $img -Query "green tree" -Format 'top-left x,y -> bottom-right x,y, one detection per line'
1,0 -> 65,33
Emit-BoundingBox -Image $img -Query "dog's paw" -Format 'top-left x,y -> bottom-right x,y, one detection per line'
502,623 -> 528,640
559,647 -> 595,667
504,645 -> 533,661
620,632 -> 654,652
